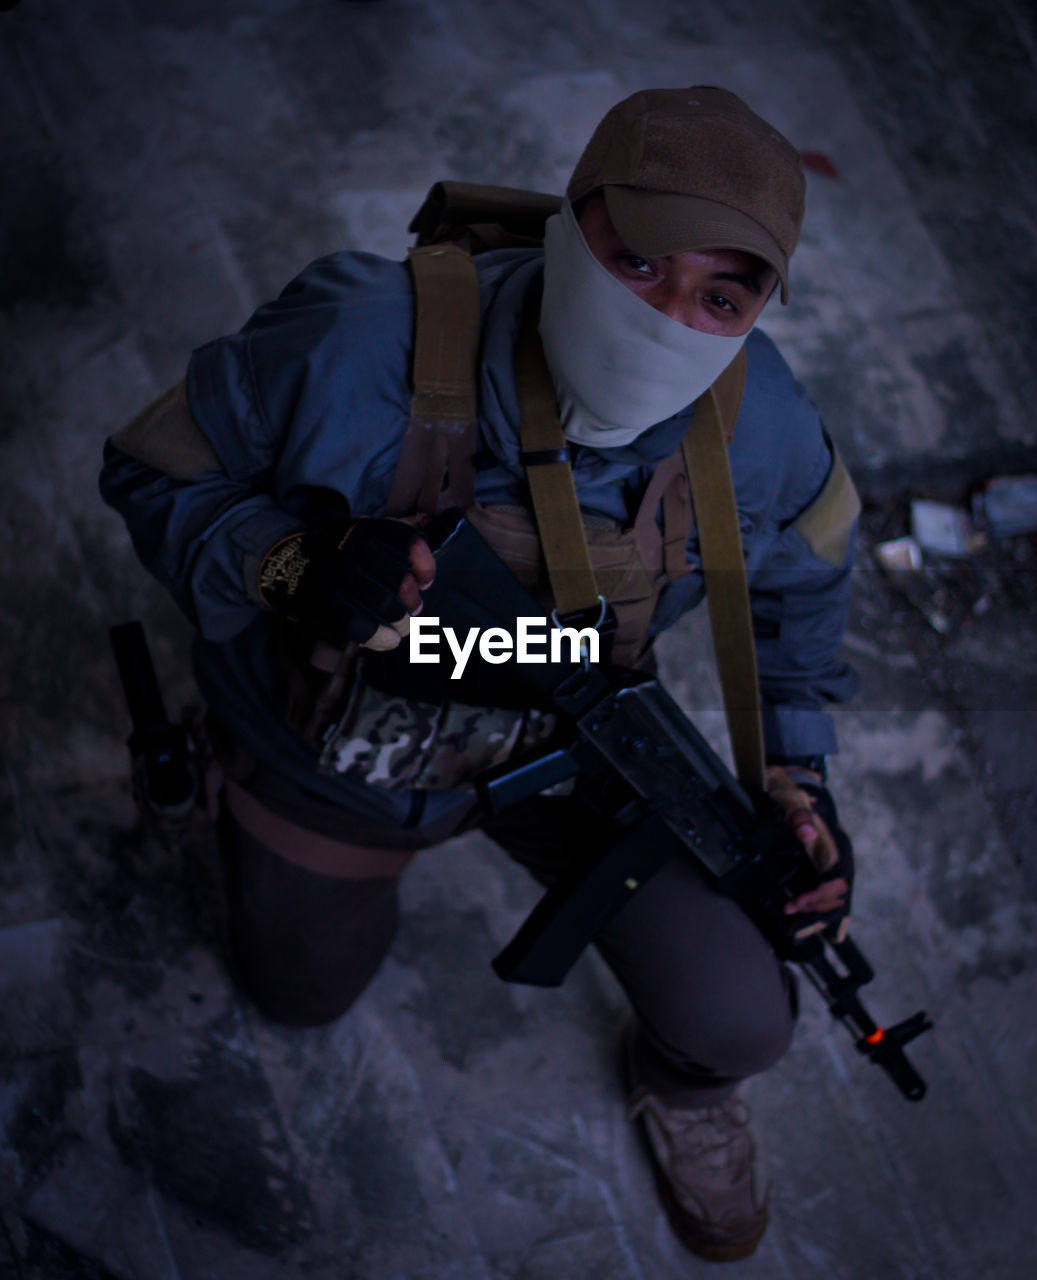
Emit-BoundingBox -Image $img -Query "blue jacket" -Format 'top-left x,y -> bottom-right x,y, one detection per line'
100,248 -> 858,823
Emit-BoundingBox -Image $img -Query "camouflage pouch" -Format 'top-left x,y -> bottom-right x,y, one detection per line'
315,667 -> 556,790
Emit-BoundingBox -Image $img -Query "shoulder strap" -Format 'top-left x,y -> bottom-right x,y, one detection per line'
384,244 -> 481,517
681,366 -> 766,801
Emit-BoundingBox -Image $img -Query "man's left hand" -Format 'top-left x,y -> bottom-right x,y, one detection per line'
765,766 -> 854,939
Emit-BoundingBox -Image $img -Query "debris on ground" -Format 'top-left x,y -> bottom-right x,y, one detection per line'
973,474 -> 1037,539
873,536 -> 923,574
864,479 -> 1037,638
910,500 -> 982,558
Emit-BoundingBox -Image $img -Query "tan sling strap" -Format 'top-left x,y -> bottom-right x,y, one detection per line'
681,363 -> 766,801
384,244 -> 481,517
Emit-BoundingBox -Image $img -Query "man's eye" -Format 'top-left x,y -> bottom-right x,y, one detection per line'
620,255 -> 653,275
706,294 -> 736,312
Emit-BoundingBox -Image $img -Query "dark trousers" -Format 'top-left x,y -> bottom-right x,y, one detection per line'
219,768 -> 797,1106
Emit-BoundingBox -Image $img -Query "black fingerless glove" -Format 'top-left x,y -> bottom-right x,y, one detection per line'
257,518 -> 422,644
800,780 -> 855,926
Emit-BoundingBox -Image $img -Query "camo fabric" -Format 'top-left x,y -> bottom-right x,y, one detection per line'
300,500 -> 673,790
318,679 -> 557,790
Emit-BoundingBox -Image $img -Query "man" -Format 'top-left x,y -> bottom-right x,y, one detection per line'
100,86 -> 859,1261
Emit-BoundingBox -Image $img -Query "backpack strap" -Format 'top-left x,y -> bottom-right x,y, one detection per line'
514,290 -> 602,620
384,244 -> 481,517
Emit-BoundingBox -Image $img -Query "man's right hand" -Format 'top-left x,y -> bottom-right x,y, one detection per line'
257,517 -> 435,650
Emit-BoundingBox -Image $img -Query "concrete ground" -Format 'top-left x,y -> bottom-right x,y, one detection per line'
2,1 -> 1036,1277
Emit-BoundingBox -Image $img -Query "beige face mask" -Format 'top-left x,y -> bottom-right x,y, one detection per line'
538,201 -> 747,448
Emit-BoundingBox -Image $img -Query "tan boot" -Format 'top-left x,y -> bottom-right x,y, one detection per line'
624,1029 -> 769,1262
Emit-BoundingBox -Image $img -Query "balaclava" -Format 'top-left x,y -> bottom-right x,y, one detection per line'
538,86 -> 805,448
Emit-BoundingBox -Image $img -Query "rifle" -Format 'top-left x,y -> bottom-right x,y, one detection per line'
391,511 -> 932,1102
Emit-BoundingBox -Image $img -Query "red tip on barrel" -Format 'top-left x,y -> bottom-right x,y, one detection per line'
865,1027 -> 885,1045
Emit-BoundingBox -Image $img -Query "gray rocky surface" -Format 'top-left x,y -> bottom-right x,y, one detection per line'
2,1 -> 1035,1276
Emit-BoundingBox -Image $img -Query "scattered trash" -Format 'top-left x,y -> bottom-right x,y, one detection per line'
867,482 -> 1037,639
910,500 -> 981,558
873,536 -> 923,573
973,474 -> 1037,539
872,535 -> 954,633
917,599 -> 953,635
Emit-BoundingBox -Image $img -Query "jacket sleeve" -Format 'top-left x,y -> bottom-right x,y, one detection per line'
99,434 -> 302,640
747,437 -> 861,758
99,252 -> 414,642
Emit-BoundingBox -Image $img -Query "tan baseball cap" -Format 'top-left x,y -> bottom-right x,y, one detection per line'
567,86 -> 806,302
